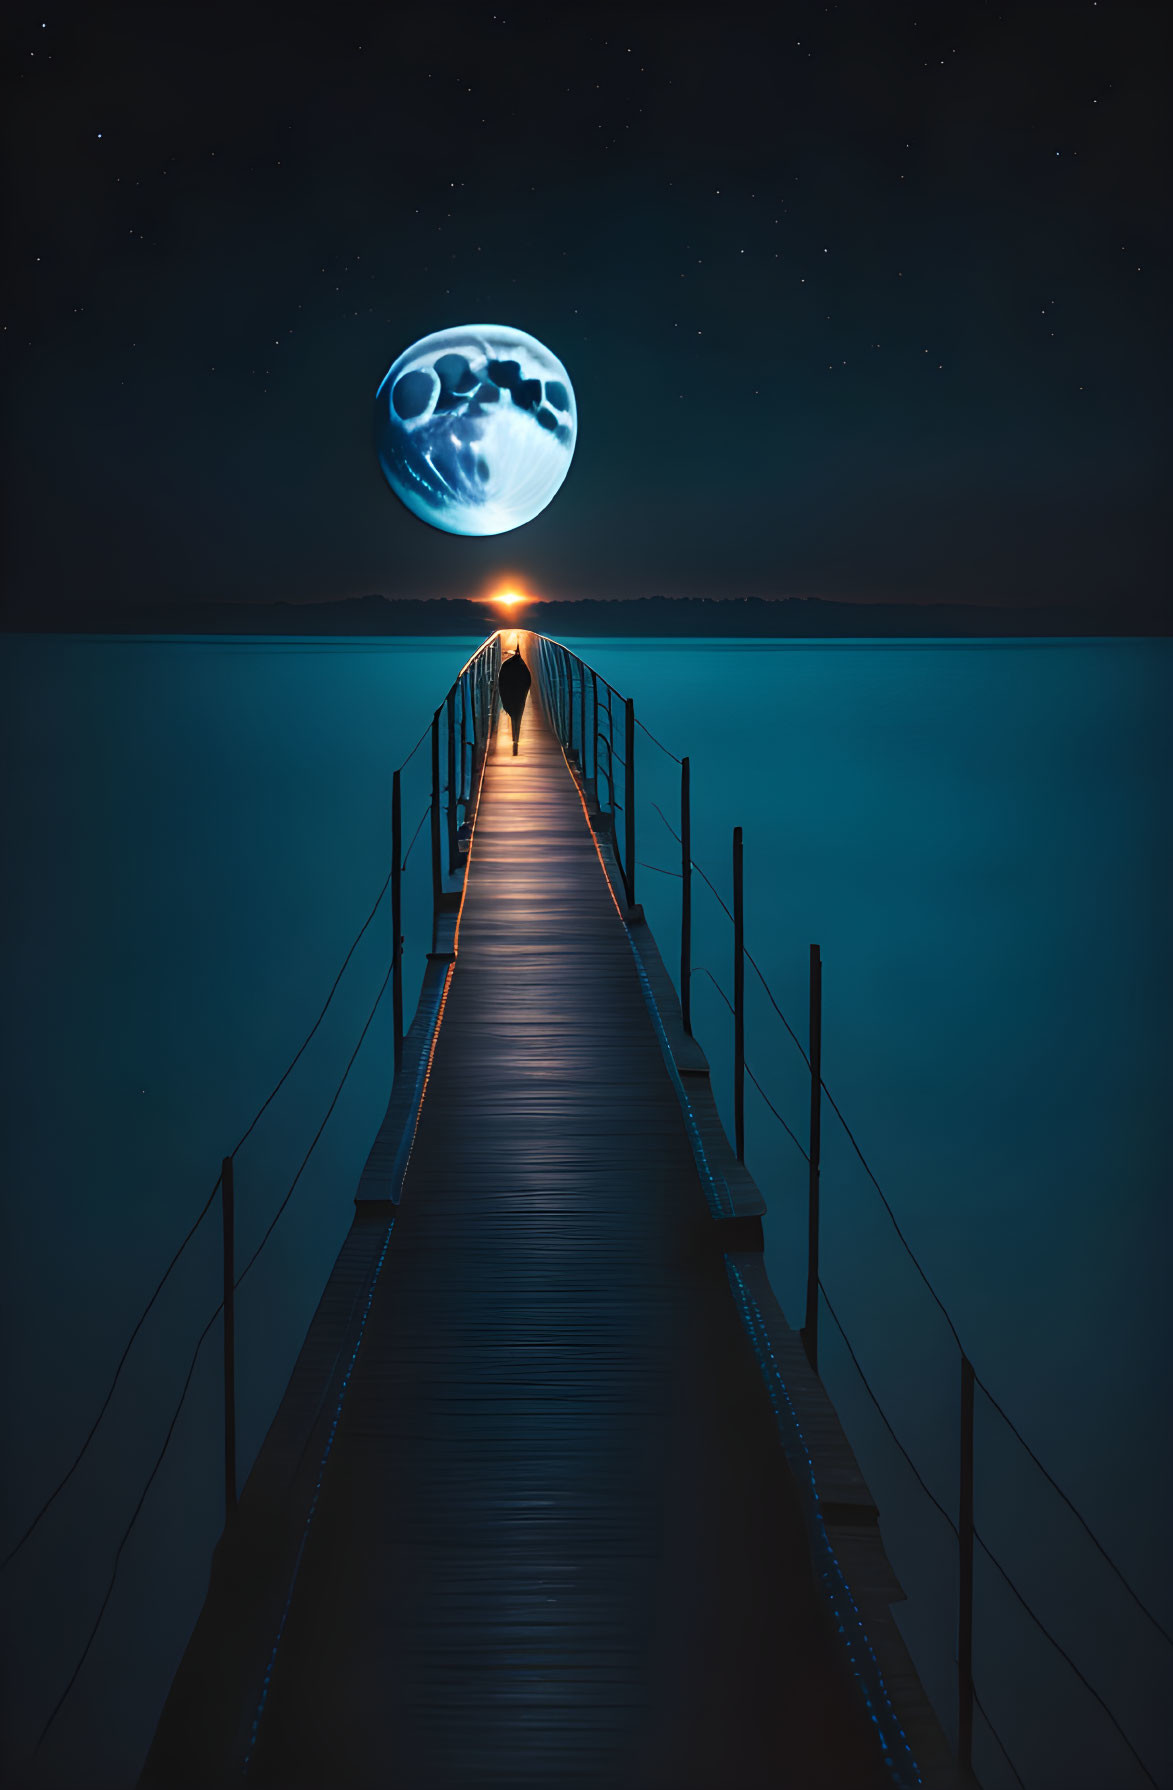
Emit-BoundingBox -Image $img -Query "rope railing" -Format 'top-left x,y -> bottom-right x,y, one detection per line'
14,632 -> 1166,1783
429,634 -> 503,912
682,835 -> 1173,1653
973,1685 -> 1028,1790
33,948 -> 399,1752
399,800 -> 431,873
648,789 -> 1172,1634
690,967 -> 811,1165
635,715 -> 682,763
534,633 -> 635,903
232,958 -> 396,1293
689,831 -> 1167,1786
820,1285 -> 1162,1789
11,632 -> 506,1758
537,641 -> 1171,1788
4,643 -> 491,1583
0,855 -> 401,1577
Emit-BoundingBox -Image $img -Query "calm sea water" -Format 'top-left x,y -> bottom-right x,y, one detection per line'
1,634 -> 1169,1789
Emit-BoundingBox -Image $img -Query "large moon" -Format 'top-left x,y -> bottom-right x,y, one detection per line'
374,324 -> 577,537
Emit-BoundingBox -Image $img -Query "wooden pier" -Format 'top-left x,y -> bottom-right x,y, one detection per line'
141,639 -> 957,1789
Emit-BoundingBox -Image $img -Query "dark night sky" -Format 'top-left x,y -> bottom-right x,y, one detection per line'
2,1 -> 1168,623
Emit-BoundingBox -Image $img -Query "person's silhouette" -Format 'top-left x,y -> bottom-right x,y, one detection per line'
498,646 -> 532,755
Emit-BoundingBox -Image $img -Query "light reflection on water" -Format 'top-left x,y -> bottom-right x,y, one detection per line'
1,634 -> 1169,1789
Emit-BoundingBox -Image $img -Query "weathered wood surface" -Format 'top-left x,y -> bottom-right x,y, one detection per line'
239,698 -> 890,1788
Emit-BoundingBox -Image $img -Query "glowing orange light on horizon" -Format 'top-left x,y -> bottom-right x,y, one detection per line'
488,582 -> 538,611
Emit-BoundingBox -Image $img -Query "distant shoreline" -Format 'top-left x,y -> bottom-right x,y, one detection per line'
2,595 -> 1161,639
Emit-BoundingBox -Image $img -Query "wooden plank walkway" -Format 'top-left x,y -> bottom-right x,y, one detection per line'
245,695 -> 891,1788
147,686 -> 900,1788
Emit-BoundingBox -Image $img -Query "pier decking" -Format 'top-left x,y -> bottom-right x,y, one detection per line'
142,652 -> 950,1788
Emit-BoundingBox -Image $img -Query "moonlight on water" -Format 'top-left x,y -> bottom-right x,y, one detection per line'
374,324 -> 577,537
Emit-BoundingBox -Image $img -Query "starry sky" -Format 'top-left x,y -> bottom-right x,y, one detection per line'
2,0 -> 1168,624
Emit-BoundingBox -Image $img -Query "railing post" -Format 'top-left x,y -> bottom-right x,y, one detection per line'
958,1354 -> 976,1774
430,709 -> 441,950
733,826 -> 744,1159
624,697 -> 636,909
221,1155 -> 237,1521
802,944 -> 823,1371
681,756 -> 692,1033
459,679 -> 469,802
590,667 -> 599,791
392,768 -> 403,1074
605,686 -> 614,810
446,686 -> 458,872
578,654 -> 586,768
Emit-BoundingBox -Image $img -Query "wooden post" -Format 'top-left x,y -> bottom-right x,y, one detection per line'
733,827 -> 744,1159
958,1354 -> 976,1774
446,686 -> 458,873
681,756 -> 692,1034
459,679 -> 469,803
221,1156 -> 237,1521
578,653 -> 586,768
466,673 -> 474,781
462,676 -> 472,798
430,710 -> 441,950
624,698 -> 636,909
392,768 -> 403,1075
802,944 -> 822,1371
590,667 -> 599,790
606,686 -> 614,810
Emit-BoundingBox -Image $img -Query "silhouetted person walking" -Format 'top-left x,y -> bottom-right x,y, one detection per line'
498,645 -> 531,755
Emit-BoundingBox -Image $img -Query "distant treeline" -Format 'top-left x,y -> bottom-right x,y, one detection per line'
6,593 -> 1154,637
